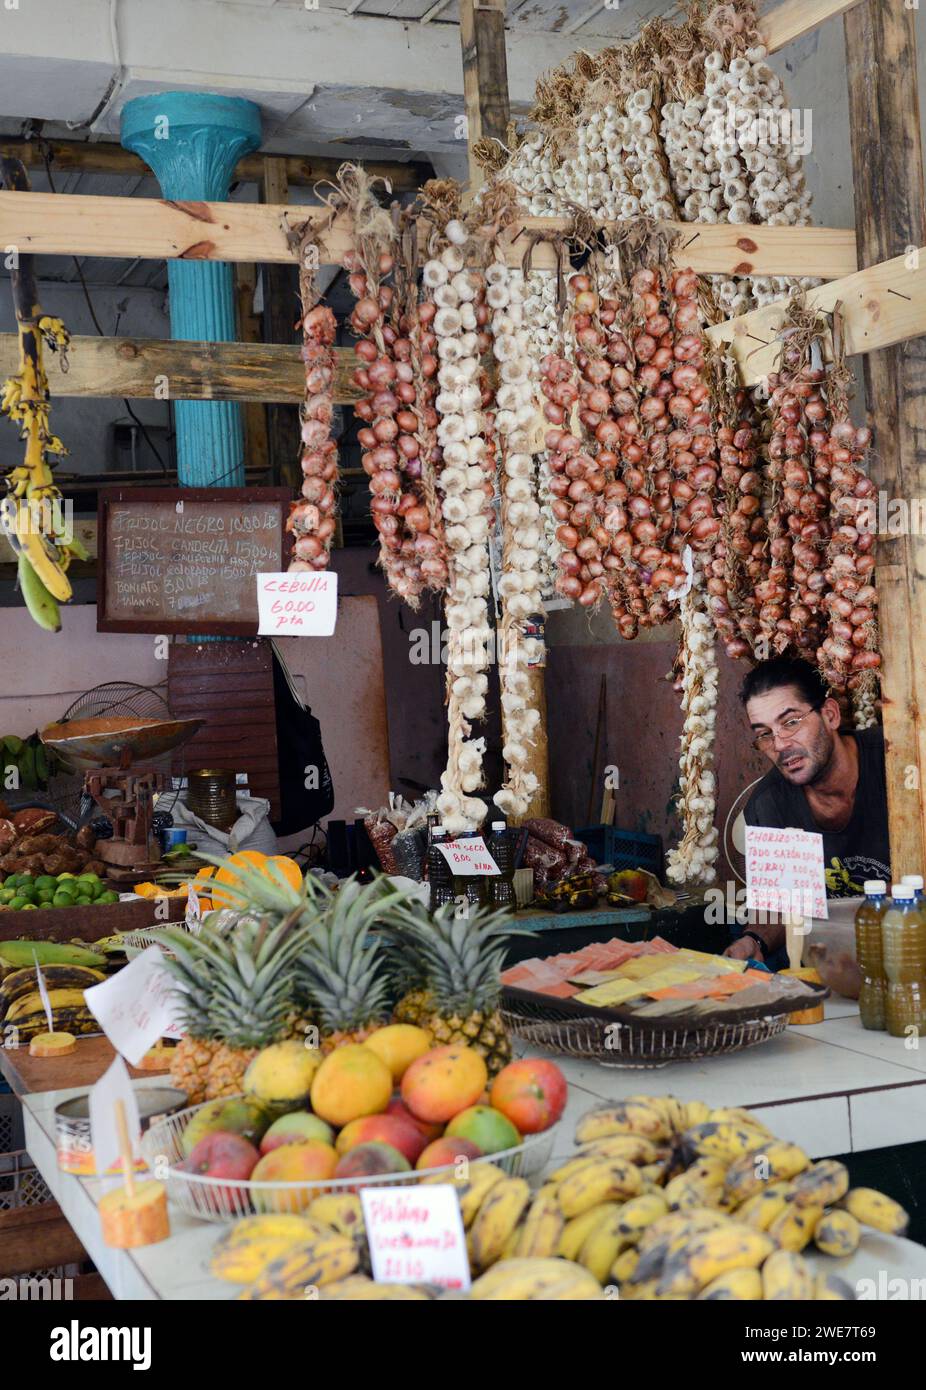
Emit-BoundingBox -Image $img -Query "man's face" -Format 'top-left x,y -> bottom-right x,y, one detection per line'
746,685 -> 836,786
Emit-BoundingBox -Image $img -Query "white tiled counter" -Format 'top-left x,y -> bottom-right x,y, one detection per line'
19,998 -> 926,1300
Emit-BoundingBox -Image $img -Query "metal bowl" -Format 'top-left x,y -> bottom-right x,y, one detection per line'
40,717 -> 204,771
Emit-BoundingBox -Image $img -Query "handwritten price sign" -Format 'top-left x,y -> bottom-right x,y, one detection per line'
745,825 -> 828,921
361,1185 -> 470,1290
256,571 -> 337,636
434,837 -> 500,876
84,945 -> 184,1065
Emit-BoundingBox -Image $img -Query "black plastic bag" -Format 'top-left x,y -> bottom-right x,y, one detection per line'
269,641 -> 335,836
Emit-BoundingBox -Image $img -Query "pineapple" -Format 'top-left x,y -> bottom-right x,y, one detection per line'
159,857 -> 322,1101
384,902 -> 521,1077
295,878 -> 396,1053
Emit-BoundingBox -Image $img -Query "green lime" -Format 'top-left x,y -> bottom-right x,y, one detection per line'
57,872 -> 75,880
34,875 -> 57,891
75,894 -> 92,904
3,874 -> 20,888
37,889 -> 55,904
20,903 -> 37,910
77,875 -> 100,890
17,890 -> 36,904
98,890 -> 119,904
7,896 -> 27,910
0,889 -> 14,905
52,893 -> 74,907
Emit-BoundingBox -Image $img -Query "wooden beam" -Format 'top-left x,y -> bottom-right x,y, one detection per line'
0,333 -> 360,404
508,219 -> 858,280
764,0 -> 865,55
460,0 -> 511,191
0,191 -> 858,279
704,247 -> 926,385
0,138 -> 428,192
261,157 -> 302,490
845,1 -> 926,883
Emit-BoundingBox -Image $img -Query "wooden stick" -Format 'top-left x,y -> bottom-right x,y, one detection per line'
114,1099 -> 136,1200
0,334 -> 360,404
0,191 -> 858,279
763,0 -> 865,55
705,247 -> 926,385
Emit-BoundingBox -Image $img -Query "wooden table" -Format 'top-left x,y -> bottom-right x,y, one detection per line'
0,1035 -> 163,1097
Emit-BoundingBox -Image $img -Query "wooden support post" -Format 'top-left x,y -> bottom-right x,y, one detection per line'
845,0 -> 926,876
234,262 -> 271,476
460,0 -> 511,192
261,156 -> 301,490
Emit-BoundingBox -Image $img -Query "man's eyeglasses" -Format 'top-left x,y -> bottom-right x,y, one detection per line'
751,703 -> 824,753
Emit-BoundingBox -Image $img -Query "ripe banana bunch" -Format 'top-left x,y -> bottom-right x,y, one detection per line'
210,1214 -> 335,1284
319,1276 -> 436,1301
236,1231 -> 359,1300
469,1258 -> 602,1301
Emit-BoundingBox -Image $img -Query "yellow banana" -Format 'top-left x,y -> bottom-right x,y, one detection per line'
664,1157 -> 728,1212
547,1155 -> 604,1184
841,1187 -> 909,1236
656,1223 -> 775,1298
10,499 -> 71,602
7,988 -> 90,1022
736,1182 -> 795,1231
616,1192 -> 670,1243
470,1258 -> 601,1301
237,1234 -> 359,1299
557,1157 -> 642,1218
681,1120 -> 768,1165
683,1100 -> 712,1128
575,1101 -> 672,1145
610,1247 -> 640,1284
211,1224 -> 330,1284
628,1093 -> 687,1134
578,1205 -> 632,1284
514,1188 -> 564,1259
708,1107 -> 773,1134
790,1159 -> 850,1209
423,1161 -> 505,1228
631,1209 -> 729,1286
697,1267 -> 763,1300
762,1249 -> 814,1301
723,1141 -> 810,1203
308,1193 -> 368,1265
558,1203 -> 622,1262
814,1271 -> 857,1301
813,1209 -> 861,1257
768,1201 -> 824,1253
467,1177 -> 532,1272
573,1135 -> 660,1166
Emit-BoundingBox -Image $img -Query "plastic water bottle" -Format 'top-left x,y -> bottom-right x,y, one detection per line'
854,880 -> 887,1031
487,821 -> 515,910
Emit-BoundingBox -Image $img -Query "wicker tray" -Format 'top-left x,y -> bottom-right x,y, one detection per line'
502,980 -> 828,1067
141,1100 -> 557,1224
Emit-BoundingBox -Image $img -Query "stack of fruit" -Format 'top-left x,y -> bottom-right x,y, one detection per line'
176,1033 -> 566,1209
158,857 -> 520,1103
0,870 -> 117,912
209,1093 -> 910,1300
0,734 -> 58,794
0,939 -> 107,1043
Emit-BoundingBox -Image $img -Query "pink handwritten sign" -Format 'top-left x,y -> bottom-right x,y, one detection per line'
745,825 -> 828,921
361,1185 -> 471,1290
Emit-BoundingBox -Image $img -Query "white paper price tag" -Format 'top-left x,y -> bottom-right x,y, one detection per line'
84,945 -> 185,1065
745,825 -> 828,922
361,1184 -> 470,1291
89,1055 -> 142,1180
256,571 -> 337,636
435,837 -> 500,876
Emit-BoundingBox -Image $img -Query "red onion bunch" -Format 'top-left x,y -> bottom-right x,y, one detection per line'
817,413 -> 879,689
543,345 -> 604,610
705,385 -> 767,659
288,304 -> 339,571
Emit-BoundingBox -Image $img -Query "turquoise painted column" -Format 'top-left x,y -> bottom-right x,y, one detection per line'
120,93 -> 262,486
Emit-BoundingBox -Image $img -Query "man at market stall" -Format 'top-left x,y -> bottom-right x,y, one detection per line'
724,656 -> 890,965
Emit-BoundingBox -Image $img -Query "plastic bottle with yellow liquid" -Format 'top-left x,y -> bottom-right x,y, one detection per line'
882,883 -> 926,1038
854,880 -> 887,1031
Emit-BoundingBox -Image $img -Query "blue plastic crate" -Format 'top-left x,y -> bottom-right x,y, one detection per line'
577,825 -> 664,880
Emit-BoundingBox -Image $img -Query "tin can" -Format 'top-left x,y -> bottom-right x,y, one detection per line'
161,827 -> 189,852
55,1086 -> 187,1176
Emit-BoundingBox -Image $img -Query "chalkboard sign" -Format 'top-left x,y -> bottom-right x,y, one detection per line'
97,487 -> 292,635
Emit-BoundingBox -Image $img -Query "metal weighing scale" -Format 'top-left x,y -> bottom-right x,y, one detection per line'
40,716 -> 203,879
